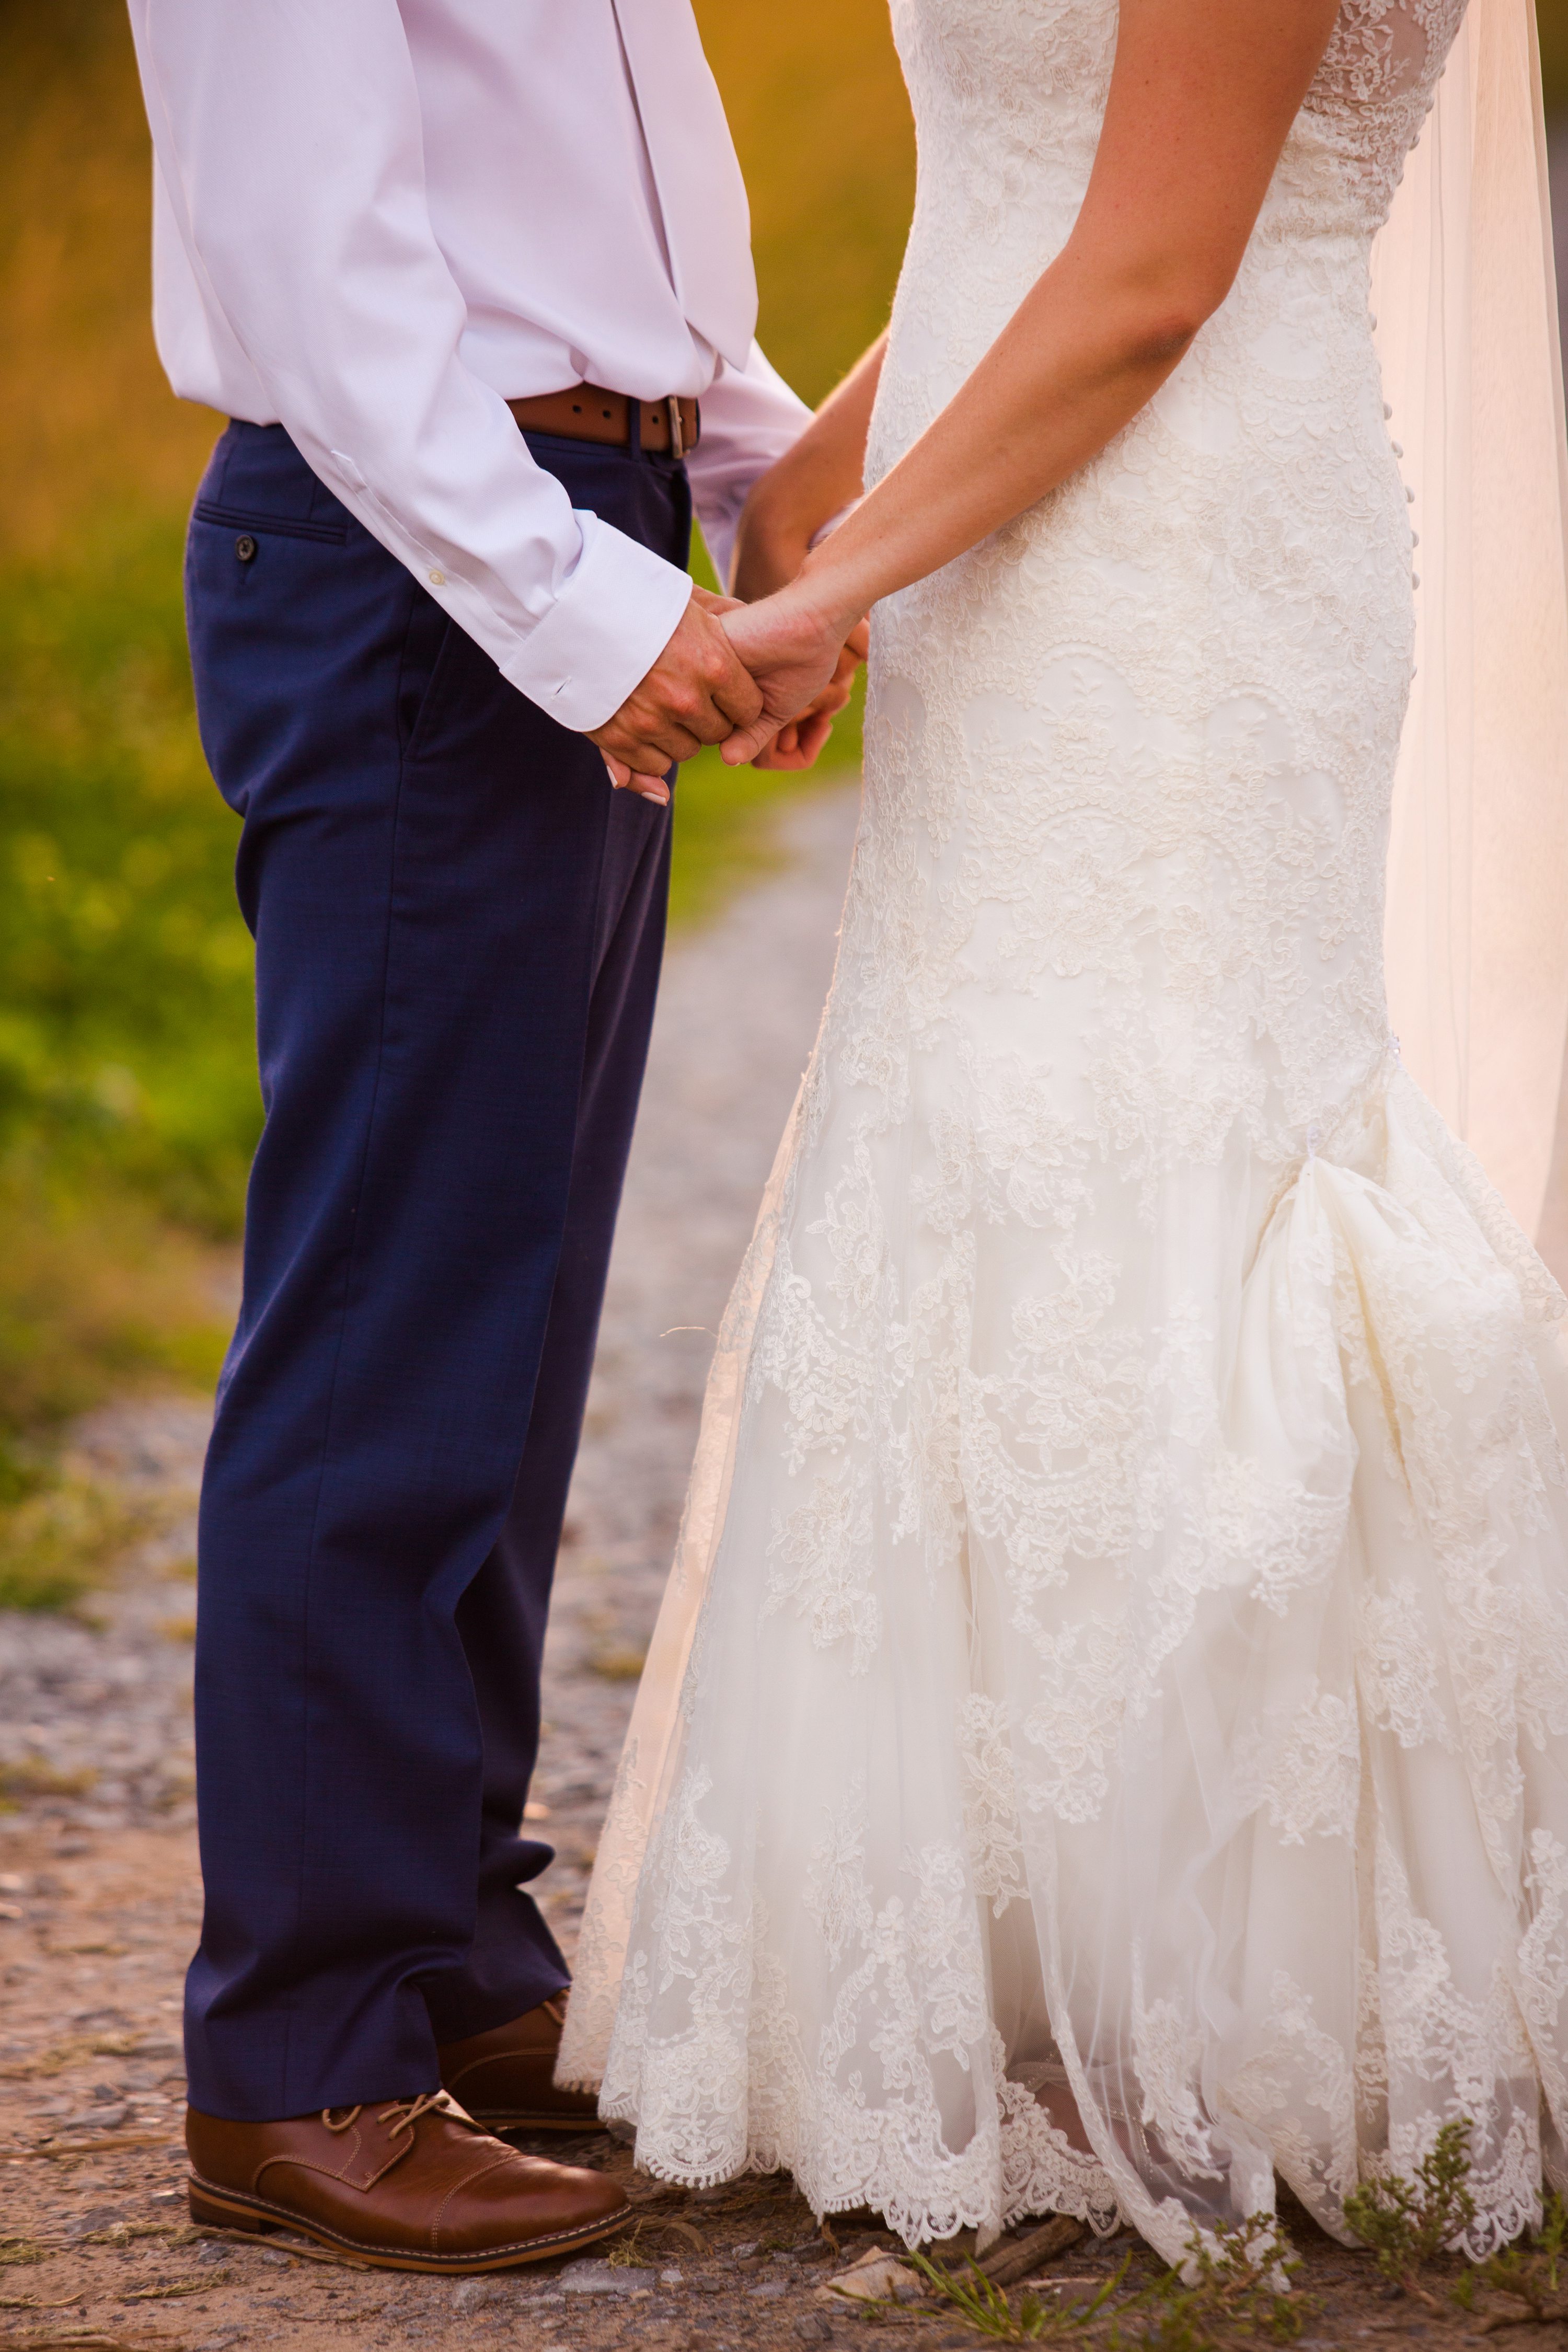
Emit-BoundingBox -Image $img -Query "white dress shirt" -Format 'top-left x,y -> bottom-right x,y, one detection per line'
126,1 -> 811,729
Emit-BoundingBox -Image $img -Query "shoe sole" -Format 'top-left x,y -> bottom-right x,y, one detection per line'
469,2111 -> 604,2132
187,2173 -> 630,2273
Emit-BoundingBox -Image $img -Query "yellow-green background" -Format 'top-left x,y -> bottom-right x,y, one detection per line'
0,0 -> 1563,1593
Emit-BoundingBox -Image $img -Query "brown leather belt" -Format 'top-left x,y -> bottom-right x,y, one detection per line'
507,385 -> 700,458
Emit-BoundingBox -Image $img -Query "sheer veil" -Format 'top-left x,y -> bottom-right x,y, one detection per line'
1374,0 -> 1568,1237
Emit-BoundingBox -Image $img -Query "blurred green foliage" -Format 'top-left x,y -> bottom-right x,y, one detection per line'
0,516 -> 258,1233
0,506 -> 250,1500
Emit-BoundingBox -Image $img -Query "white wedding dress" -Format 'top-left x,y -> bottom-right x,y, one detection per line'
560,0 -> 1568,2266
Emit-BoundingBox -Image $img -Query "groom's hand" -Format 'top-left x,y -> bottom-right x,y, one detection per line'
589,588 -> 763,804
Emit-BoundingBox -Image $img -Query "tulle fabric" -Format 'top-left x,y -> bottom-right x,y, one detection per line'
567,1055 -> 1568,2262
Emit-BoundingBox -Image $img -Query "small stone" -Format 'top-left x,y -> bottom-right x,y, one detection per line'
65,2205 -> 128,2240
793,2320 -> 834,2345
731,2240 -> 760,2258
820,2250 -> 925,2305
748,2281 -> 787,2299
659,2267 -> 684,2286
561,2259 -> 658,2295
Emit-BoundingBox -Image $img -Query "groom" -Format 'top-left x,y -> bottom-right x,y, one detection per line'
126,0 -> 825,2271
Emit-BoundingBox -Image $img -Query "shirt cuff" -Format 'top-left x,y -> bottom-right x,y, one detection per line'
498,513 -> 694,732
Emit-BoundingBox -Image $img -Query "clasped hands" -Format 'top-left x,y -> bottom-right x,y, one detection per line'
590,581 -> 868,806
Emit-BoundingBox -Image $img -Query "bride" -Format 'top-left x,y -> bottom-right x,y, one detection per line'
560,0 -> 1568,2266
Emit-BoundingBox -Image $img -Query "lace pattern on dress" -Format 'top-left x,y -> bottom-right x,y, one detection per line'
568,0 -> 1568,2272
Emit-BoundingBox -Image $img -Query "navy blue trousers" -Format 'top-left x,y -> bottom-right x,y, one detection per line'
183,421 -> 688,2119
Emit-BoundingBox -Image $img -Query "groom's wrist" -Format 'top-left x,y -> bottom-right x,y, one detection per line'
500,520 -> 694,733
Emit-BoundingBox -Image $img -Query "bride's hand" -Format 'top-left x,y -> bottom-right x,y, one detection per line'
748,619 -> 868,770
694,583 -> 861,771
718,587 -> 868,769
725,513 -> 869,770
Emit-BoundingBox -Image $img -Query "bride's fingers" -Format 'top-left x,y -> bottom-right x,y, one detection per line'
753,711 -> 839,771
770,713 -> 833,770
791,710 -> 836,766
810,677 -> 854,721
751,722 -> 803,773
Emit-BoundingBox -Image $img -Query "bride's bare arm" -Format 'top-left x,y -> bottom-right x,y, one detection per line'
722,0 -> 1342,760
730,334 -> 887,602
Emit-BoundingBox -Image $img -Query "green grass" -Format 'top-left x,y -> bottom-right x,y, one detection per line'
0,505 -> 248,1593
0,513 -> 259,1234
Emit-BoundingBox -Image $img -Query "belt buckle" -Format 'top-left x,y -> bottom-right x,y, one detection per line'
667,398 -> 685,462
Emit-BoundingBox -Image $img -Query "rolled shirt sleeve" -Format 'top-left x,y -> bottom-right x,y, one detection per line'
128,0 -> 694,730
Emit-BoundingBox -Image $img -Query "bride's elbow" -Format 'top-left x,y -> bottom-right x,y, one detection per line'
1119,312 -> 1204,371
1110,263 -> 1235,373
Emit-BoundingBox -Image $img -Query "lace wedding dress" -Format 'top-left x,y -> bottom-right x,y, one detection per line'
560,0 -> 1568,2265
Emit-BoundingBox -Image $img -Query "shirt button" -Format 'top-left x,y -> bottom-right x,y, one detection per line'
235,534 -> 257,563
428,568 -> 446,586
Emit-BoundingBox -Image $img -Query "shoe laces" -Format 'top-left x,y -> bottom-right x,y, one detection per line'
321,2089 -> 450,2139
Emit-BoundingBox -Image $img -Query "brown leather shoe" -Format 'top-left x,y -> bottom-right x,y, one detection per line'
186,2090 -> 627,2272
437,1994 -> 601,2130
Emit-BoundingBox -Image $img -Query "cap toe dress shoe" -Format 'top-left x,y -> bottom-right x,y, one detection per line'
437,1994 -> 601,2130
186,2090 -> 627,2272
